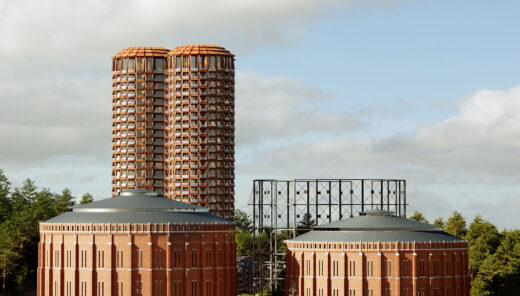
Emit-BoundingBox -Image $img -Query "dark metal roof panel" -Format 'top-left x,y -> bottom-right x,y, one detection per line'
42,211 -> 232,225
42,190 -> 231,225
73,194 -> 201,211
290,230 -> 463,242
314,215 -> 440,231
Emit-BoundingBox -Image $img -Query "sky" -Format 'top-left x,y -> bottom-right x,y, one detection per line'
0,0 -> 519,229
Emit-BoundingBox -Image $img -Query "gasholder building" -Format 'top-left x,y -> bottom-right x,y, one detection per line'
37,189 -> 236,296
285,211 -> 470,296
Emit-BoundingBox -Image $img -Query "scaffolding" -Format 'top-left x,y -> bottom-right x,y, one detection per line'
249,179 -> 407,295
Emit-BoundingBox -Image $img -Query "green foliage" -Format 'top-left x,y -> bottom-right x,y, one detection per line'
408,211 -> 429,223
466,215 -> 501,278
433,217 -> 445,228
236,230 -> 254,256
54,188 -> 76,214
79,193 -> 94,205
429,213 -> 519,296
444,211 -> 467,238
471,230 -> 520,296
0,169 -> 12,223
10,179 -> 37,212
235,209 -> 253,231
0,171 -> 80,294
297,213 -> 315,235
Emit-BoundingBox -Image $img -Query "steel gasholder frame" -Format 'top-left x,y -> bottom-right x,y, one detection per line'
249,178 -> 407,295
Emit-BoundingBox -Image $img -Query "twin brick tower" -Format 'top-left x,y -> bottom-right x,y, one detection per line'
111,45 -> 235,219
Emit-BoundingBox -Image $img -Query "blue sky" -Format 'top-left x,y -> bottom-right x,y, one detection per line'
0,0 -> 519,229
241,0 -> 520,128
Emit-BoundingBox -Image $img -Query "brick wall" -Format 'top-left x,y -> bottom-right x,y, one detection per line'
286,241 -> 470,296
38,222 -> 236,296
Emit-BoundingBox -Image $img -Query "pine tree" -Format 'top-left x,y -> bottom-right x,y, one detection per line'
297,213 -> 316,235
0,170 -> 11,223
433,217 -> 445,228
79,193 -> 94,205
444,211 -> 467,238
408,211 -> 428,224
54,188 -> 76,214
33,189 -> 58,221
0,224 -> 21,296
465,215 -> 501,278
234,209 -> 252,231
10,179 -> 37,211
472,230 -> 520,296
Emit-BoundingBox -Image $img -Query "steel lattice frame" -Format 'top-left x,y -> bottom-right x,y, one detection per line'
249,179 -> 407,295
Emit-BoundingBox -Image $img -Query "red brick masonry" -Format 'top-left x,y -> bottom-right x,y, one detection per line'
37,222 -> 236,296
286,241 -> 470,296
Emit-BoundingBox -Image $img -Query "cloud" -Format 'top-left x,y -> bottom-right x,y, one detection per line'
372,85 -> 520,182
235,72 -> 359,144
0,74 -> 111,166
0,0 -> 350,63
239,85 -> 520,183
0,0 -> 367,166
235,84 -> 520,228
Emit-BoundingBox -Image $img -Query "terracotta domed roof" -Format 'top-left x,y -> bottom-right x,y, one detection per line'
169,44 -> 233,56
113,46 -> 170,58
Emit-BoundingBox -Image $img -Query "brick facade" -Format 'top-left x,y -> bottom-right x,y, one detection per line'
37,222 -> 236,296
164,45 -> 235,220
110,45 -> 236,220
111,47 -> 170,196
285,241 -> 470,296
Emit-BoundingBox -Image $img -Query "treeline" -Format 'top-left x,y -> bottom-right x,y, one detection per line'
408,210 -> 520,296
0,169 -> 93,295
235,209 -> 520,296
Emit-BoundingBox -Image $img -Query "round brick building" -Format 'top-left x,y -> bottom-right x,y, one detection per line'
37,189 -> 236,296
285,211 -> 470,296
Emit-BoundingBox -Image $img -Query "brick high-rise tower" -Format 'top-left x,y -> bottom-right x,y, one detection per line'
111,47 -> 169,196
111,45 -> 235,220
165,45 -> 235,220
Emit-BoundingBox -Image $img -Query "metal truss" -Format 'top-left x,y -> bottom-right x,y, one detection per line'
249,179 -> 407,295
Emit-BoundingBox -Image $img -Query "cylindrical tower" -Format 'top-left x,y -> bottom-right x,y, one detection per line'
165,45 -> 235,220
111,47 -> 170,196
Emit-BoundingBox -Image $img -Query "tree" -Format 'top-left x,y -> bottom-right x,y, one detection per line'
0,169 -> 11,223
54,188 -> 76,214
408,211 -> 428,224
433,217 -> 445,228
79,193 -> 94,205
0,225 -> 21,296
33,189 -> 57,221
466,215 -> 501,279
10,179 -> 37,211
276,230 -> 293,257
297,213 -> 316,235
234,209 -> 252,231
471,230 -> 520,296
235,230 -> 254,256
444,211 -> 467,238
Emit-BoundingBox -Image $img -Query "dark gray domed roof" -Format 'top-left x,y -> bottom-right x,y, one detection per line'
43,189 -> 232,225
291,211 -> 463,243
